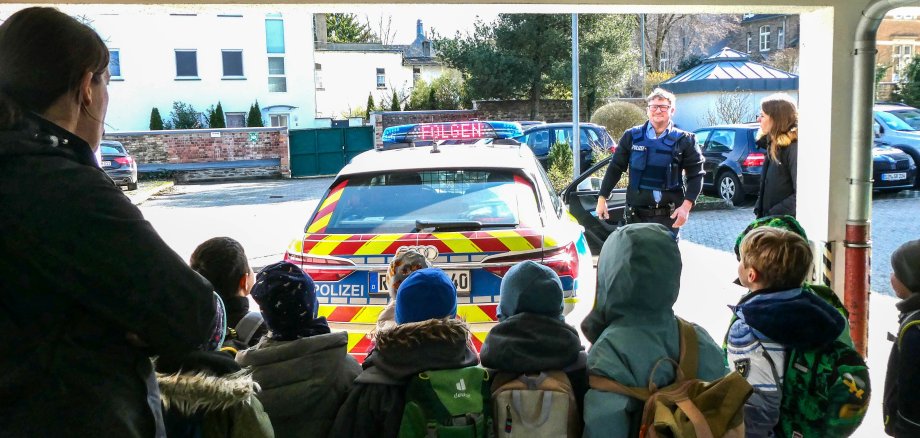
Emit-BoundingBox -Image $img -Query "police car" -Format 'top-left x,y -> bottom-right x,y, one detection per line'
283,121 -> 598,361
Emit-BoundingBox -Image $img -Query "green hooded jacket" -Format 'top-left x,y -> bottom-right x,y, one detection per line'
581,223 -> 730,438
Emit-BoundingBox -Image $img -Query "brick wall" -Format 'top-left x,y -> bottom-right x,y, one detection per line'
878,18 -> 920,83
103,127 -> 290,177
474,99 -> 593,124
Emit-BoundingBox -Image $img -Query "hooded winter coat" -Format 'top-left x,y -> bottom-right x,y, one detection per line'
884,292 -> 920,437
725,286 -> 845,437
235,331 -> 361,438
329,318 -> 480,438
480,260 -> 588,415
754,129 -> 798,218
0,113 -> 216,437
580,223 -> 729,438
157,351 -> 274,438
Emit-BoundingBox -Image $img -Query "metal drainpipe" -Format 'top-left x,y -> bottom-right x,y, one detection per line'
849,0 -> 916,356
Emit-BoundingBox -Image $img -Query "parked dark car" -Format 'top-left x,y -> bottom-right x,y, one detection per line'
693,123 -> 764,206
515,122 -> 615,172
872,142 -> 917,192
100,140 -> 138,191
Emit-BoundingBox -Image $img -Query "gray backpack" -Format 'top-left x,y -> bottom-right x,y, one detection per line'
491,371 -> 581,437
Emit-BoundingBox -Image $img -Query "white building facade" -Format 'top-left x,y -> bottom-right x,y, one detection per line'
26,5 -> 320,132
314,18 -> 447,119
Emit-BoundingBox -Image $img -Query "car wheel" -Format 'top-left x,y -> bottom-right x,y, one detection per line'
127,182 -> 138,191
717,172 -> 745,206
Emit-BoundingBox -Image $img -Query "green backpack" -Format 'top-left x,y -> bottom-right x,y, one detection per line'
776,340 -> 870,437
398,366 -> 493,438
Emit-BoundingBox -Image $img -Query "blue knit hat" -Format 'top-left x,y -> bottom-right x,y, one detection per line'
497,260 -> 564,322
251,261 -> 329,341
395,268 -> 458,324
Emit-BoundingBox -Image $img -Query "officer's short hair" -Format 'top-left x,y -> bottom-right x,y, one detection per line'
740,227 -> 813,289
646,88 -> 677,106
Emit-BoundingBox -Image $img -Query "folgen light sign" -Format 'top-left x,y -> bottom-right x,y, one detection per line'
415,122 -> 487,141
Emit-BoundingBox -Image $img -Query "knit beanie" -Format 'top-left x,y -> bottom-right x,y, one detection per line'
250,261 -> 330,341
892,239 -> 920,293
497,260 -> 564,322
386,249 -> 432,299
395,268 -> 458,324
734,214 -> 808,261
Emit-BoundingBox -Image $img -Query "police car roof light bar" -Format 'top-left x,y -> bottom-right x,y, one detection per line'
381,121 -> 524,146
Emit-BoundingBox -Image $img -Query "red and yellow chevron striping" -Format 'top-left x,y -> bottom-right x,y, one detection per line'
319,304 -> 499,324
307,179 -> 348,233
298,229 -> 543,257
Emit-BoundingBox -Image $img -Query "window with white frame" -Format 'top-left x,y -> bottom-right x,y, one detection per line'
746,33 -> 752,53
376,68 -> 386,89
108,49 -> 122,78
221,50 -> 244,77
659,50 -> 669,71
270,114 -> 289,127
413,67 -> 421,85
315,63 -> 323,90
777,25 -> 785,50
268,56 -> 286,92
894,44 -> 915,82
175,50 -> 198,78
759,25 -> 771,52
225,112 -> 245,128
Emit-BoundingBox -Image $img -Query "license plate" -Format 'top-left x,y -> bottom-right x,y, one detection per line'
378,270 -> 471,293
881,172 -> 907,181
102,160 -> 112,167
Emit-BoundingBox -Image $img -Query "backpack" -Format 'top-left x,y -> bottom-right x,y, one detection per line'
775,340 -> 870,437
222,311 -> 264,352
490,371 -> 580,437
589,318 -> 752,438
398,366 -> 493,438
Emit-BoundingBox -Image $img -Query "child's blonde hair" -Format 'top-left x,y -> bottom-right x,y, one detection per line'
739,227 -> 813,288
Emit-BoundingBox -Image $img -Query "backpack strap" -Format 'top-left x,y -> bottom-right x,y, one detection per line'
235,311 -> 264,345
588,374 -> 652,400
676,318 -> 700,380
897,310 -> 920,349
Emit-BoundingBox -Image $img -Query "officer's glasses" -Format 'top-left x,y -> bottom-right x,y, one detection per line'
648,105 -> 671,112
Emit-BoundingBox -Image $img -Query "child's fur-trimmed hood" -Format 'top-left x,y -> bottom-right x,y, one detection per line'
157,370 -> 261,416
374,317 -> 470,352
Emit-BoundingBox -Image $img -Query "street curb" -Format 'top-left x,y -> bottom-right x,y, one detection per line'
693,197 -> 734,212
128,180 -> 174,206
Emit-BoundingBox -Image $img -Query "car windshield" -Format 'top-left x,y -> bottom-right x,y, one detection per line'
877,110 -> 916,131
312,169 -> 541,234
888,109 -> 920,130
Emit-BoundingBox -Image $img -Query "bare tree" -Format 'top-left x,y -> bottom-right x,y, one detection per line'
636,14 -> 740,72
702,92 -> 756,126
369,14 -> 397,45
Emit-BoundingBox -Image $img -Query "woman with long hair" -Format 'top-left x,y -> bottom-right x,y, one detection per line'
754,93 -> 799,218
0,7 -> 216,437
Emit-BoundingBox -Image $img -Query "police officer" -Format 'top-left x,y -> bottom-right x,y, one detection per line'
595,88 -> 704,235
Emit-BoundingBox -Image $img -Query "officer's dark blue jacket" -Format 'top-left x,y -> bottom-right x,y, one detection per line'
598,121 -> 704,208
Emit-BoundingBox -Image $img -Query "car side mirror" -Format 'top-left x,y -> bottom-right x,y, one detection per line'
874,122 -> 883,137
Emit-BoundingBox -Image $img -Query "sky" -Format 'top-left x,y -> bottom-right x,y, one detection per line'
319,5 -> 503,44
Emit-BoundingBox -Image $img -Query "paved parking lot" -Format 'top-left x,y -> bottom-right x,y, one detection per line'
682,189 -> 920,297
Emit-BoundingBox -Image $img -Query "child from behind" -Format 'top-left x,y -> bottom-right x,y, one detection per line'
190,237 -> 267,350
236,261 -> 361,438
884,238 -> 920,437
727,226 -> 845,437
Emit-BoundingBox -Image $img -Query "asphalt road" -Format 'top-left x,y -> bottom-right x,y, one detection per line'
139,179 -> 919,297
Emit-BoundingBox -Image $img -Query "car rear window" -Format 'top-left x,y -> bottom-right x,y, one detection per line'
309,169 -> 541,234
100,146 -> 120,154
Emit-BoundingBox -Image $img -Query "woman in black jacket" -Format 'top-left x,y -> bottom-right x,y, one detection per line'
0,7 -> 216,437
754,93 -> 799,218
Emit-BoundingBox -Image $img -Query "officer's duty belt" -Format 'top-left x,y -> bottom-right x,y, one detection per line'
632,206 -> 673,217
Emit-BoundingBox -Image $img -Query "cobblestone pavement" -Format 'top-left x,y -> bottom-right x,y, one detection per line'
681,189 -> 920,297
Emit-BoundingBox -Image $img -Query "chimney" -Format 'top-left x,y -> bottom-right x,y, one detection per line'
417,19 -> 424,39
314,13 -> 327,44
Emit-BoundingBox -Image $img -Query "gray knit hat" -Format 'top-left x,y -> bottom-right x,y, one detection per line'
892,239 -> 920,293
